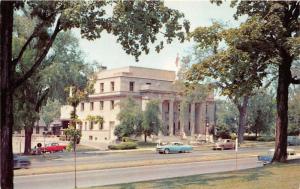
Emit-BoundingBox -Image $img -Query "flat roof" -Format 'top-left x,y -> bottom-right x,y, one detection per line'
96,66 -> 176,81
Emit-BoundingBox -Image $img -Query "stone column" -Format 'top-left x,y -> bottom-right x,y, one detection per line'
158,100 -> 163,136
168,99 -> 174,136
190,103 -> 195,136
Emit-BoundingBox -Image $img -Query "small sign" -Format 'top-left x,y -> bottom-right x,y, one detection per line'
235,138 -> 238,152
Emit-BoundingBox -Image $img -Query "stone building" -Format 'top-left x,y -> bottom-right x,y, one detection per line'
60,66 -> 215,143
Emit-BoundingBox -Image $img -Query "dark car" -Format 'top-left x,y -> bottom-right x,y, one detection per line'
13,155 -> 31,169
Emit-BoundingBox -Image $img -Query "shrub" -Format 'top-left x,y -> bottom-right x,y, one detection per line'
108,142 -> 137,150
244,135 -> 257,141
230,134 -> 237,140
257,136 -> 275,142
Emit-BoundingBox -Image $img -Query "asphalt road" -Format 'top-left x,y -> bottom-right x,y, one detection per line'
28,147 -> 270,168
14,157 -> 262,189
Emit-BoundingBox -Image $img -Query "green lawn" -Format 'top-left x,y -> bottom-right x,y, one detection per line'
90,160 -> 300,189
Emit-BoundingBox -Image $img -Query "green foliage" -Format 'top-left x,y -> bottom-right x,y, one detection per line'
187,22 -> 266,99
246,91 -> 276,136
243,136 -> 258,141
136,100 -> 161,141
40,99 -> 62,126
86,115 -> 104,125
215,100 -> 238,137
257,136 -> 275,142
108,142 -> 137,150
21,1 -> 189,61
40,31 -> 93,103
115,97 -> 143,139
64,126 -> 81,146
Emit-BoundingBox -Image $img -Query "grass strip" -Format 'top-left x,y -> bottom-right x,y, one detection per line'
88,159 -> 300,189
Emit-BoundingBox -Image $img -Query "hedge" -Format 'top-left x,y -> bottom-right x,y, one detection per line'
108,142 -> 137,150
257,136 -> 275,142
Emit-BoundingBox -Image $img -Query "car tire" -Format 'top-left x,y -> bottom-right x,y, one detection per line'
164,149 -> 170,154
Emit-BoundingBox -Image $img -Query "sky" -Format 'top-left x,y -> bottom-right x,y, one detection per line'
76,1 -> 241,72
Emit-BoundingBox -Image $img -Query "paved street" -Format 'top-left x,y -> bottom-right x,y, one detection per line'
28,147 -> 270,168
15,157 -> 261,189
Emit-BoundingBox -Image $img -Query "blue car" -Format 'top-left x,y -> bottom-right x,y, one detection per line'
156,142 -> 192,154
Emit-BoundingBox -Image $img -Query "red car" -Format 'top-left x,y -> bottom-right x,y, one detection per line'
40,143 -> 67,153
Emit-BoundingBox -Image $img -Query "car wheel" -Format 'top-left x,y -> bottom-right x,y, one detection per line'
164,149 -> 170,154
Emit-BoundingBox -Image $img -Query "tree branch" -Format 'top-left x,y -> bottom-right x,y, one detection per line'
13,18 -> 62,89
291,78 -> 300,84
35,88 -> 50,112
12,33 -> 35,67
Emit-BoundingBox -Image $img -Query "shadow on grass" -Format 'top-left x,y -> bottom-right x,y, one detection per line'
114,174 -> 240,189
241,167 -> 273,182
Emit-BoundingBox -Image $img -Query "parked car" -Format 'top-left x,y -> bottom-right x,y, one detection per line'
40,143 -> 67,153
213,139 -> 235,150
13,155 -> 31,169
288,136 -> 300,146
257,148 -> 296,165
156,142 -> 192,154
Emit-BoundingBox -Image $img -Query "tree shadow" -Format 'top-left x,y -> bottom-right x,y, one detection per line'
241,167 -> 273,181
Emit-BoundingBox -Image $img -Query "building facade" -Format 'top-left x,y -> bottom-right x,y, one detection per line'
60,66 -> 215,143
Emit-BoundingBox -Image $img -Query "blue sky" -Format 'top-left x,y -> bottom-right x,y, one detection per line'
76,1 -> 241,71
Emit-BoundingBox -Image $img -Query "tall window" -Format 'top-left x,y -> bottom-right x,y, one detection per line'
129,81 -> 134,91
81,103 -> 84,111
110,100 -> 115,110
100,101 -> 104,110
111,81 -> 115,91
90,102 -> 94,111
100,83 -> 104,93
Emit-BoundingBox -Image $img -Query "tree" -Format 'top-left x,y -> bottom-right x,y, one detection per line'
215,100 -> 238,139
174,56 -> 210,135
186,22 -> 265,144
246,91 -> 276,137
221,1 -> 300,162
12,25 -> 91,155
114,97 -> 143,139
40,99 -> 62,127
249,95 -> 273,136
137,100 -> 161,142
0,1 -> 189,187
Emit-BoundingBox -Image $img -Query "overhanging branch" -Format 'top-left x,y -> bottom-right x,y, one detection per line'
13,18 -> 62,89
291,78 -> 300,84
12,33 -> 35,66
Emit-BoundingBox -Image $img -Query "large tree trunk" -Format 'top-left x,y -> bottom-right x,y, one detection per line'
0,2 -> 14,188
272,58 -> 291,162
24,126 -> 34,155
237,96 -> 249,144
144,133 -> 147,143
